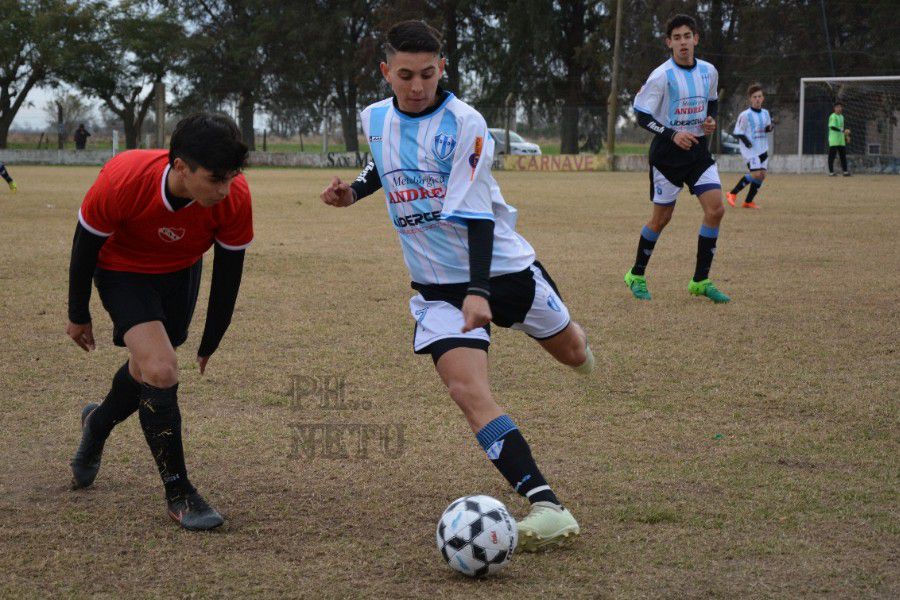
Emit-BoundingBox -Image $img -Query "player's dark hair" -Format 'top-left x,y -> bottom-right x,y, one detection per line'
747,83 -> 764,96
169,113 -> 249,179
385,20 -> 442,58
665,14 -> 699,37
833,101 -> 843,107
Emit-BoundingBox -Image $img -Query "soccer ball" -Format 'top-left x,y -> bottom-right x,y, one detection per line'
436,495 -> 517,578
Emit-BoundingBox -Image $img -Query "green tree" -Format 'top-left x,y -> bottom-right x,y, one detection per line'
65,1 -> 185,149
0,0 -> 93,147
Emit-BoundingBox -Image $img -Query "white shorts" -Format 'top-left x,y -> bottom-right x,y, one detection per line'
745,153 -> 769,171
410,262 -> 571,354
652,164 -> 721,205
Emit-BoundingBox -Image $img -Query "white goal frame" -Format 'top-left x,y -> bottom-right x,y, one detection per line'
797,75 -> 900,173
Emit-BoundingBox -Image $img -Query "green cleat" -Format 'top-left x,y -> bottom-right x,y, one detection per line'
688,278 -> 731,303
624,269 -> 651,300
516,502 -> 580,552
8,181 -> 17,193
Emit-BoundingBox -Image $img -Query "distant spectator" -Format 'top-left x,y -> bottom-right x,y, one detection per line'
827,102 -> 850,176
74,124 -> 91,150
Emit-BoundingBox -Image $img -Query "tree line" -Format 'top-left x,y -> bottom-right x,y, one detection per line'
2,0 -> 897,151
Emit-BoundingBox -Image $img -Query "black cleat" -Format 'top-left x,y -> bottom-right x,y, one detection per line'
70,403 -> 105,489
167,491 -> 224,531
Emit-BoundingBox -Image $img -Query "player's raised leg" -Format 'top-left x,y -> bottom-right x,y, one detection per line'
0,162 -> 16,192
689,187 -> 730,303
743,169 -> 765,208
434,347 -> 580,551
727,174 -> 751,206
70,360 -> 141,489
124,321 -> 224,531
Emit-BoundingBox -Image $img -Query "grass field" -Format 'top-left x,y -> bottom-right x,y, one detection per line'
0,166 -> 897,598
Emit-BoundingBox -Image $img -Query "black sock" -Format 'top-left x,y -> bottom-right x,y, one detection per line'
631,225 -> 660,277
730,175 -> 750,195
745,182 -> 761,203
693,224 -> 719,282
0,164 -> 11,184
138,383 -> 194,500
477,415 -> 561,507
88,362 -> 141,439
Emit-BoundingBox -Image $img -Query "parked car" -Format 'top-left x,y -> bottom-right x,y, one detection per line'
488,128 -> 542,155
718,131 -> 741,155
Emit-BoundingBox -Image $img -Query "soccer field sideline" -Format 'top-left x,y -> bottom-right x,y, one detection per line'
0,166 -> 897,598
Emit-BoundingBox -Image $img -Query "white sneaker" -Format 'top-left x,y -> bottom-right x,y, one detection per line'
516,501 -> 580,552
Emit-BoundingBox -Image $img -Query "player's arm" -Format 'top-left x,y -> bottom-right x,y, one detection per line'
462,218 -> 494,333
67,172 -> 118,351
734,134 -> 752,148
635,110 -> 677,141
321,161 -> 381,207
196,243 -> 245,371
67,223 -> 108,351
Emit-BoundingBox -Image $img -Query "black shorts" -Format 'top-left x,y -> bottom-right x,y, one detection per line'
94,260 -> 202,348
647,135 -> 716,201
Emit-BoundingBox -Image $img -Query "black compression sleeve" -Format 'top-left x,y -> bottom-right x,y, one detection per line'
707,99 -> 719,119
466,219 -> 494,299
197,244 -> 245,358
636,110 -> 676,140
349,160 -> 382,202
68,223 -> 107,324
830,126 -> 842,132
734,133 -> 752,148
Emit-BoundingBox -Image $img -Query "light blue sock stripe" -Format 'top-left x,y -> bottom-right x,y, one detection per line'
699,224 -> 719,238
744,174 -> 753,183
750,177 -> 764,186
476,415 -> 517,451
640,225 -> 660,242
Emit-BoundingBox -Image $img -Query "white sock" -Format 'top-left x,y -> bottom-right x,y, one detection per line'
572,344 -> 594,375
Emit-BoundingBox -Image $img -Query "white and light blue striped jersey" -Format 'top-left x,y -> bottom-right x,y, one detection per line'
359,93 -> 535,285
733,107 -> 771,159
633,58 -> 719,138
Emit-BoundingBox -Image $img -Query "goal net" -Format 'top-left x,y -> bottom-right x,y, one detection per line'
797,76 -> 900,173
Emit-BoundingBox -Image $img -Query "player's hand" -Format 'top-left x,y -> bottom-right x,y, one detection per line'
461,295 -> 491,333
765,124 -> 774,133
320,177 -> 355,207
844,129 -> 851,135
702,116 -> 717,135
67,321 -> 95,352
672,131 -> 699,150
197,355 -> 210,375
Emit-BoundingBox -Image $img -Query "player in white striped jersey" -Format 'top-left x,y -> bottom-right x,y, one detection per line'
727,84 -> 773,209
625,14 -> 730,304
319,20 -> 590,551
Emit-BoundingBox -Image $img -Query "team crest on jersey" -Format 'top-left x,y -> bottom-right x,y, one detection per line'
158,227 -> 185,242
433,132 -> 457,160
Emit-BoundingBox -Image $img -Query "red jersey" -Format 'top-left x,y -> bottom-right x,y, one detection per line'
78,150 -> 253,274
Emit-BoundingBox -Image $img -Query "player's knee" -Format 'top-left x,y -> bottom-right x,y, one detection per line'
447,379 -> 489,414
139,356 -> 179,388
707,202 -> 725,222
757,171 -> 767,181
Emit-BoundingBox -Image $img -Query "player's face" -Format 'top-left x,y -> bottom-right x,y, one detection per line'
173,158 -> 237,207
381,52 -> 446,113
666,26 -> 699,64
750,91 -> 765,109
834,105 -> 843,114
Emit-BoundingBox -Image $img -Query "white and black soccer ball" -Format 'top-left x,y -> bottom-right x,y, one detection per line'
436,495 -> 517,578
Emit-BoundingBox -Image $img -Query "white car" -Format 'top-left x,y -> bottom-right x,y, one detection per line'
488,128 -> 542,155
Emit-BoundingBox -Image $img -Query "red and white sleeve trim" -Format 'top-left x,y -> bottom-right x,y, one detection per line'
78,208 -> 113,237
215,237 -> 253,251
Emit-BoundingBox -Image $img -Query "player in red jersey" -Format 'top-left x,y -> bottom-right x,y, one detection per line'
66,114 -> 252,530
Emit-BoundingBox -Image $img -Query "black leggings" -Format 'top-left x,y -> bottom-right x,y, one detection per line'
828,146 -> 848,173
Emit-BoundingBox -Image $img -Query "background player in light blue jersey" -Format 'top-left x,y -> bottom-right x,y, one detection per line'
320,20 -> 593,552
625,14 -> 730,304
727,84 -> 773,209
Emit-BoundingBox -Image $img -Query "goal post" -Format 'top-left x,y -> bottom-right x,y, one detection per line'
797,76 -> 900,174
